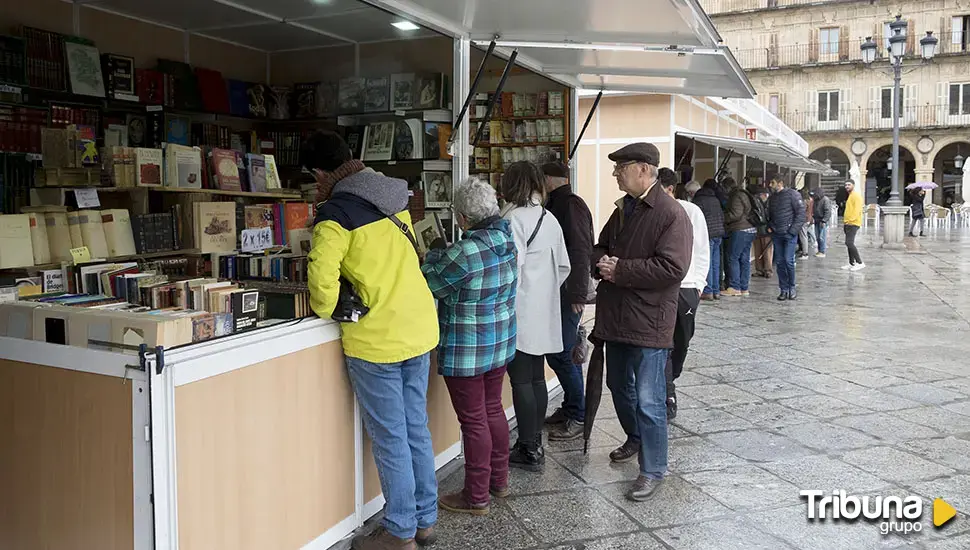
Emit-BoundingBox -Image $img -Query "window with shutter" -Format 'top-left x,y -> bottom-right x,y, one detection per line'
880,87 -> 904,119
868,86 -> 880,126
769,94 -> 780,115
839,26 -> 849,61
809,29 -> 819,62
817,91 -> 840,122
906,20 -> 916,55
820,27 -> 839,55
948,83 -> 970,116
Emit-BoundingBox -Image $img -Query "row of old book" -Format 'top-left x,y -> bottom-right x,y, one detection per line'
100,144 -> 282,192
0,208 -> 137,269
483,118 -> 566,145
473,145 -> 567,173
472,91 -> 566,120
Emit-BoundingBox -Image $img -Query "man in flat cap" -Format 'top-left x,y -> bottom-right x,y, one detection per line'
592,143 -> 693,502
541,161 -> 595,442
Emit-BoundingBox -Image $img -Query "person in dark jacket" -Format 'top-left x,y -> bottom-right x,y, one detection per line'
811,189 -> 834,257
909,188 -> 927,237
766,174 -> 806,301
722,181 -> 758,296
692,179 -> 726,300
593,142 -> 692,502
541,161 -> 595,442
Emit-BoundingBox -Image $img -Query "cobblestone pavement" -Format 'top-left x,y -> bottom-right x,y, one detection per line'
429,227 -> 970,550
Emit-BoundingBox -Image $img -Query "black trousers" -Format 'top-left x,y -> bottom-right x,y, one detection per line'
508,351 -> 547,448
844,225 -> 863,265
665,288 -> 701,396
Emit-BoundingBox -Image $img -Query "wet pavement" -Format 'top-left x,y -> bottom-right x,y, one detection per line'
428,226 -> 970,550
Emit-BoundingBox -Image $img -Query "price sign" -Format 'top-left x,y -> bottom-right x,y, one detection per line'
70,246 -> 92,264
74,188 -> 101,208
241,227 -> 274,253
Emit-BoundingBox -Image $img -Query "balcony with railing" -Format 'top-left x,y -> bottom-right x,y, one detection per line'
732,32 -> 968,71
699,0 -> 850,16
778,104 -> 970,133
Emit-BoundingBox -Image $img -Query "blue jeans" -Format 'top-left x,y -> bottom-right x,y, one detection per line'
545,301 -> 585,422
346,353 -> 437,539
772,233 -> 798,292
704,237 -> 722,295
726,230 -> 756,291
605,342 -> 669,479
815,222 -> 828,254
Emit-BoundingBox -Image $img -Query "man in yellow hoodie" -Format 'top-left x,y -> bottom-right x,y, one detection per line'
841,180 -> 866,272
304,131 -> 439,550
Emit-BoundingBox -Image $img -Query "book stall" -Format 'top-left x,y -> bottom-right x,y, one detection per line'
0,1 -> 756,549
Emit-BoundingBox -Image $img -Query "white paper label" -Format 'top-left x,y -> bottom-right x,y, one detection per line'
241,227 -> 274,253
42,270 -> 65,293
394,110 -> 406,116
74,188 -> 100,208
146,105 -> 163,112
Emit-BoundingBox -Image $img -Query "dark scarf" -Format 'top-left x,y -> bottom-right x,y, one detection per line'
314,159 -> 366,204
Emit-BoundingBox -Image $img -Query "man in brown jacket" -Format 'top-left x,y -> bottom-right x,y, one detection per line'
593,143 -> 693,502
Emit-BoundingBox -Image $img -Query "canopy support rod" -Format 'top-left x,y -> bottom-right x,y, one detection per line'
450,40 -> 495,148
715,149 -> 734,181
568,91 -> 602,162
472,50 -> 518,147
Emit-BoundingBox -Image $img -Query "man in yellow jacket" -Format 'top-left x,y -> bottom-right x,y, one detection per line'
841,180 -> 866,272
304,131 -> 439,550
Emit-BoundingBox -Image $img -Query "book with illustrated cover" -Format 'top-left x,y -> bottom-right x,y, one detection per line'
284,203 -> 314,233
247,83 -> 268,118
231,290 -> 260,332
490,148 -> 502,172
194,202 -> 236,254
135,148 -> 163,186
344,125 -> 367,159
422,172 -> 452,208
263,154 -> 281,190
364,77 -> 389,112
390,73 -> 415,110
234,152 -> 250,192
210,148 -> 241,191
246,153 -> 267,193
316,81 -> 337,117
413,213 -> 446,254
65,40 -> 106,98
393,119 -> 424,160
165,114 -> 190,145
269,86 -> 291,120
338,77 -> 366,114
293,83 -> 317,118
361,122 -> 395,162
102,53 -> 135,97
500,92 -> 514,118
526,121 -> 538,143
422,123 -> 452,160
551,119 -> 565,142
414,73 -> 444,109
165,144 -> 202,189
512,93 -> 525,117
244,205 -> 274,230
548,91 -> 564,115
536,120 -> 551,143
488,121 -> 504,144
526,94 -> 538,116
537,92 -> 549,116
474,147 -> 490,171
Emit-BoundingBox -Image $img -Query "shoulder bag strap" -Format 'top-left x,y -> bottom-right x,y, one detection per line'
387,213 -> 420,256
526,208 -> 547,247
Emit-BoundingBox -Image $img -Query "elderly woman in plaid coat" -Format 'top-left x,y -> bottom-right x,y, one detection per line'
421,177 -> 518,517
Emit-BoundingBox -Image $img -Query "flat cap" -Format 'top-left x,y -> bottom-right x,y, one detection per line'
608,142 -> 660,166
541,161 -> 570,179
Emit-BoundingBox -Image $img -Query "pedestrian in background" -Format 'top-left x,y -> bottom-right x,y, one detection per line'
841,180 -> 866,271
766,174 -> 805,301
722,179 -> 759,297
798,188 -> 814,260
593,143 -> 692,501
751,186 -> 775,281
500,161 -> 571,472
692,179 -> 725,301
422,178 -> 518,517
812,188 -> 834,258
540,161 -> 594,442
909,188 -> 927,237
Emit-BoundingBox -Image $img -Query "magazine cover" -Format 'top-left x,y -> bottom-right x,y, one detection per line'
390,73 -> 415,110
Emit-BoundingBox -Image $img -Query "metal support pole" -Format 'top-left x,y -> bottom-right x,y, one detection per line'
889,60 -> 903,206
452,40 -> 495,135
568,90 -> 602,161
472,51 -> 517,147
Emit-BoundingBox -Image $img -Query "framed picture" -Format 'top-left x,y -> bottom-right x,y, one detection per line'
65,41 -> 106,97
423,171 -> 452,208
413,213 -> 445,255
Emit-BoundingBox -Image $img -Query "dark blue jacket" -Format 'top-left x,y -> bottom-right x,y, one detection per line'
767,187 -> 806,236
692,187 -> 726,239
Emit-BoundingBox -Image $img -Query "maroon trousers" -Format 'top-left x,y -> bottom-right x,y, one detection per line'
443,366 -> 510,505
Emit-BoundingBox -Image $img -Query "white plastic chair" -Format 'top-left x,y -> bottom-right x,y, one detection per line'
952,203 -> 970,228
862,204 -> 880,233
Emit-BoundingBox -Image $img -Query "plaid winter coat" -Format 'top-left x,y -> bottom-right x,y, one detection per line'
421,215 -> 518,377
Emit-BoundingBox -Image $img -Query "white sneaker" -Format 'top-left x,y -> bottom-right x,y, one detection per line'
815,253 -> 826,258
850,263 -> 866,272
841,264 -> 853,270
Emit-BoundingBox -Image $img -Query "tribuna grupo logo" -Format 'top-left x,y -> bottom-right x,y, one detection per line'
800,490 -> 938,535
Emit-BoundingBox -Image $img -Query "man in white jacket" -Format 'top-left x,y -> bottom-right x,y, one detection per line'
658,168 -> 709,421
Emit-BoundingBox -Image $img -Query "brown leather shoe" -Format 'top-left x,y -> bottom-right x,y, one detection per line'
415,527 -> 436,547
352,528 -> 416,550
438,491 -> 489,516
490,486 -> 511,498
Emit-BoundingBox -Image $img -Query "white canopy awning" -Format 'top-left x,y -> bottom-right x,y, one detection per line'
362,0 -> 756,98
678,132 -> 836,174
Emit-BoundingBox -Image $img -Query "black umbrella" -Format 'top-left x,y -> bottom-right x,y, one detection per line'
583,336 -> 605,454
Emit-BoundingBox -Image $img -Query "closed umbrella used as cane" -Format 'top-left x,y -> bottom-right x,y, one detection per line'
583,337 -> 605,454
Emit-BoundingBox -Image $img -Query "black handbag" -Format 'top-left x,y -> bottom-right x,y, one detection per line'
331,212 -> 419,323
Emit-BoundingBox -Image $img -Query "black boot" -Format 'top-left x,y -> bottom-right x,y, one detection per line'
535,433 -> 545,460
509,440 -> 544,472
777,291 -> 789,301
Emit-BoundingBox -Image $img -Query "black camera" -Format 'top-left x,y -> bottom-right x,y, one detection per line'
331,277 -> 370,323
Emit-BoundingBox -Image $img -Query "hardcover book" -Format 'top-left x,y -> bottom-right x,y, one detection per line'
101,53 -> 135,97
210,148 -> 241,191
390,73 -> 415,110
26,212 -> 51,265
66,211 -> 83,249
269,86 -> 291,120
101,209 -> 137,257
156,59 -> 202,111
364,76 -> 390,112
316,81 -> 337,117
194,202 -> 237,254
284,203 -> 314,233
164,144 -> 202,189
246,154 -> 268,193
64,40 -> 105,98
293,83 -> 317,118
76,209 -> 110,259
244,204 -> 274,230
338,77 -> 366,114
165,114 -> 191,146
423,172 -> 452,208
414,73 -> 444,109
548,91 -> 564,115
423,122 -> 452,160
361,122 -> 395,162
135,148 -> 163,187
44,212 -> 73,263
246,83 -> 267,118
227,80 -> 250,117
126,115 -> 147,148
344,126 -> 367,159
194,67 -> 230,113
393,119 -> 424,160
263,154 -> 281,190
136,69 -> 164,105
230,290 -> 260,332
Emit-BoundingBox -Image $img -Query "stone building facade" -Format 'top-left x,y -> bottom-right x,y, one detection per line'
700,0 -> 970,204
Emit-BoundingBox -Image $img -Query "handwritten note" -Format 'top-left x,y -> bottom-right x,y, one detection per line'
70,246 -> 91,264
74,188 -> 100,208
241,227 -> 274,253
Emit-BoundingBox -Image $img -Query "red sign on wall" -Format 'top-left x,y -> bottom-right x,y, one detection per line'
746,128 -> 758,141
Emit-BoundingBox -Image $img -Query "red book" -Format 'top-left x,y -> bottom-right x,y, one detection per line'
210,148 -> 241,191
137,69 -> 165,105
195,68 -> 230,113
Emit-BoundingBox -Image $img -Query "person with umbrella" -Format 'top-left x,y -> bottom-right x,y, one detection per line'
592,143 -> 692,502
905,182 -> 936,237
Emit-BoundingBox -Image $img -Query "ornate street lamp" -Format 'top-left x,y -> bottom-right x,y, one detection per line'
955,154 -> 964,169
861,14 -> 938,247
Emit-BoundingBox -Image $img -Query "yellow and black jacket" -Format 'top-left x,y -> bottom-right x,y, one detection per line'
307,167 -> 438,363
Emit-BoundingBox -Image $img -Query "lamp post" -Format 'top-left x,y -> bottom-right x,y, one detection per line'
860,15 -> 937,247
